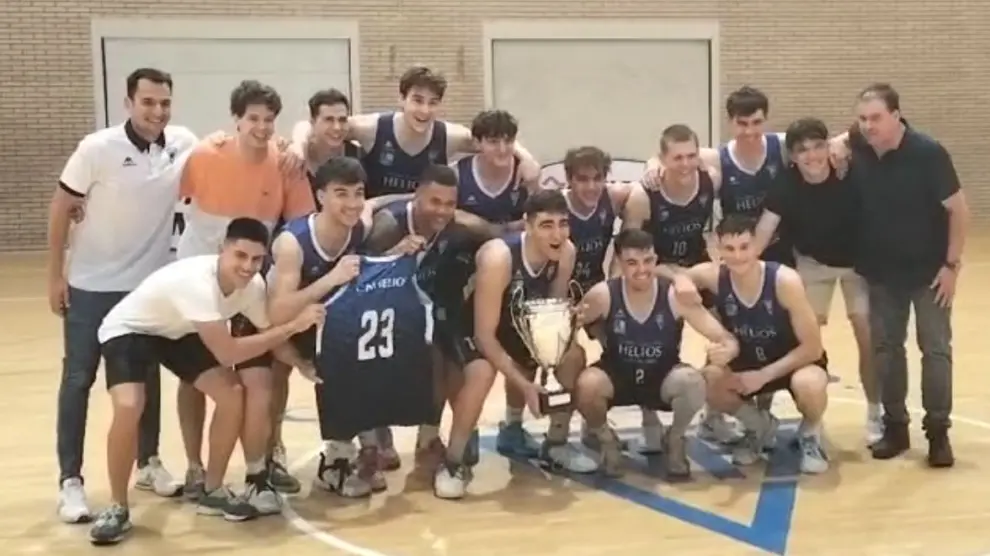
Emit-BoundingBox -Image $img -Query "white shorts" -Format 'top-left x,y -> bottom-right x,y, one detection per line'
794,253 -> 869,323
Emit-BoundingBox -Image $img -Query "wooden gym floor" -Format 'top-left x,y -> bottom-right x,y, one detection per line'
3,242 -> 990,556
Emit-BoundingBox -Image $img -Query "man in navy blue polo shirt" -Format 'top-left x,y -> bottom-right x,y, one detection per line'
848,83 -> 969,468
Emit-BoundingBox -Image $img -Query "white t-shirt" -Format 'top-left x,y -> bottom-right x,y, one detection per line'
98,255 -> 270,344
60,122 -> 198,292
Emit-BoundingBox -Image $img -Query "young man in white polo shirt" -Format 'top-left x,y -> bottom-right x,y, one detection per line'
47,68 -> 197,523
89,218 -> 325,545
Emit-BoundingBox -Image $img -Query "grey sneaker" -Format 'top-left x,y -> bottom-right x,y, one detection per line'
89,504 -> 132,546
266,458 -> 301,494
183,467 -> 205,502
196,487 -> 259,522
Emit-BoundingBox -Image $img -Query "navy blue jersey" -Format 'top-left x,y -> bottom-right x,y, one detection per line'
719,134 -> 793,265
646,170 -> 715,267
307,141 -> 365,210
363,113 -> 447,198
379,199 -> 452,300
282,213 -> 364,300
456,155 -> 526,224
714,262 -> 798,371
602,278 -> 683,377
318,254 -> 436,437
567,191 -> 615,293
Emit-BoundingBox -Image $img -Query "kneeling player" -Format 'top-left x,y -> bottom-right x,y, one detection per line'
684,214 -> 829,474
452,190 -> 595,491
575,229 -> 738,477
89,219 -> 322,545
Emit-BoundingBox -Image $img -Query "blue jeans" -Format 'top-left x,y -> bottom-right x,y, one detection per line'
56,286 -> 162,484
868,282 -> 953,428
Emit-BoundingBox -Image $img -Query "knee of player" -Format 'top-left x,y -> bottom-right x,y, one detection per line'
668,367 -> 706,406
463,359 -> 498,389
574,367 -> 611,400
109,383 -> 147,416
790,365 -> 829,396
209,379 -> 245,410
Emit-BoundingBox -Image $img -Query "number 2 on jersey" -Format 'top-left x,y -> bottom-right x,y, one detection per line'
358,308 -> 395,361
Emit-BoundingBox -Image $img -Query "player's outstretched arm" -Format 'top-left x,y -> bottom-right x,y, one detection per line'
267,232 -> 359,324
670,288 -> 738,367
472,240 -> 532,391
760,267 -> 825,381
579,281 -> 611,340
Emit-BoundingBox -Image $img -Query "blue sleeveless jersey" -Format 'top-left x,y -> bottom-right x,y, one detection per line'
718,134 -> 793,265
363,113 -> 447,198
602,278 -> 683,377
567,191 -> 615,293
456,155 -> 526,224
646,170 -> 715,267
379,200 -> 451,301
282,213 -> 364,300
714,262 -> 798,371
318,254 -> 436,436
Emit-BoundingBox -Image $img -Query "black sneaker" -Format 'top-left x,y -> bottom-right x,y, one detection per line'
266,458 -> 302,494
89,504 -> 132,546
196,487 -> 259,522
314,453 -> 372,498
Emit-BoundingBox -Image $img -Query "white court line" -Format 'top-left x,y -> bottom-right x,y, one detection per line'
280,396 -> 990,555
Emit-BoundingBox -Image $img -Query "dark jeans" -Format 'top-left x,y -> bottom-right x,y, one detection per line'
868,281 -> 953,428
57,286 -> 161,484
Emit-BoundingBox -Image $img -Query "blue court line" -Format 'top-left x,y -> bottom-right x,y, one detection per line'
479,421 -> 801,555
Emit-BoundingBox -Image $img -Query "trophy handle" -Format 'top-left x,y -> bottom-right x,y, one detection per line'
567,280 -> 585,304
509,286 -> 540,362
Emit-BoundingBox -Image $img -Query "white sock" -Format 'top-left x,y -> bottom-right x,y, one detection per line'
641,408 -> 661,427
324,440 -> 357,460
800,420 -> 822,438
357,430 -> 380,448
246,459 -> 266,475
505,406 -> 524,424
417,425 -> 440,449
187,461 -> 204,473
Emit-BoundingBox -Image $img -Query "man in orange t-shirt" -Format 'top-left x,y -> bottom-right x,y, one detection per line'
176,80 -> 314,515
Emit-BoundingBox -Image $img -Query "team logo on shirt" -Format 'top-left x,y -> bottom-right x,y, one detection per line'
723,295 -> 738,317
380,141 -> 396,166
613,310 -> 626,335
699,194 -> 709,206
767,163 -> 778,178
598,210 -> 607,224
166,147 -> 177,164
763,300 -> 774,315
428,148 -> 441,163
122,156 -> 136,167
510,189 -> 520,205
657,209 -> 670,222
654,312 -> 665,330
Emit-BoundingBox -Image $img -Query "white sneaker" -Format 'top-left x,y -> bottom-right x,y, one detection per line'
57,477 -> 92,523
245,478 -> 282,515
866,411 -> 884,446
698,411 -> 742,445
798,434 -> 829,474
732,412 -> 779,466
541,441 -> 599,474
640,423 -> 665,454
135,457 -> 182,497
314,453 -> 372,498
433,463 -> 470,500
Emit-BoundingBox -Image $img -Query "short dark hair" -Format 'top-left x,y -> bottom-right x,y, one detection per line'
230,80 -> 283,118
858,82 -> 900,112
225,217 -> 270,247
126,68 -> 173,99
398,66 -> 447,99
563,146 -> 611,179
313,156 -> 367,191
523,188 -> 568,219
470,110 -> 518,141
715,213 -> 758,237
308,88 -> 350,118
418,164 -> 457,188
659,124 -> 699,154
725,86 -> 769,118
784,118 -> 829,152
614,229 -> 654,254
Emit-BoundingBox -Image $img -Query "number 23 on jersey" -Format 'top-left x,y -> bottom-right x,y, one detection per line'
358,308 -> 395,361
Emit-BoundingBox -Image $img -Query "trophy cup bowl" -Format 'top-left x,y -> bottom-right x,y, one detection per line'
510,291 -> 577,414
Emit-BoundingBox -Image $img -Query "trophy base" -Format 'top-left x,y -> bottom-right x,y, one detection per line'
539,391 -> 572,415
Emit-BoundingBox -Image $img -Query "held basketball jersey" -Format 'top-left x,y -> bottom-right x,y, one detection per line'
317,254 -> 436,438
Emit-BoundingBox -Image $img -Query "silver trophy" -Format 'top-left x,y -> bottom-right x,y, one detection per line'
509,283 -> 582,414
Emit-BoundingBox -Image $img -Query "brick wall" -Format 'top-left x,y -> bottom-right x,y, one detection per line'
0,0 -> 985,251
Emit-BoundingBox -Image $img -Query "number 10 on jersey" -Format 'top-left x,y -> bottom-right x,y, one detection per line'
358,308 -> 395,361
